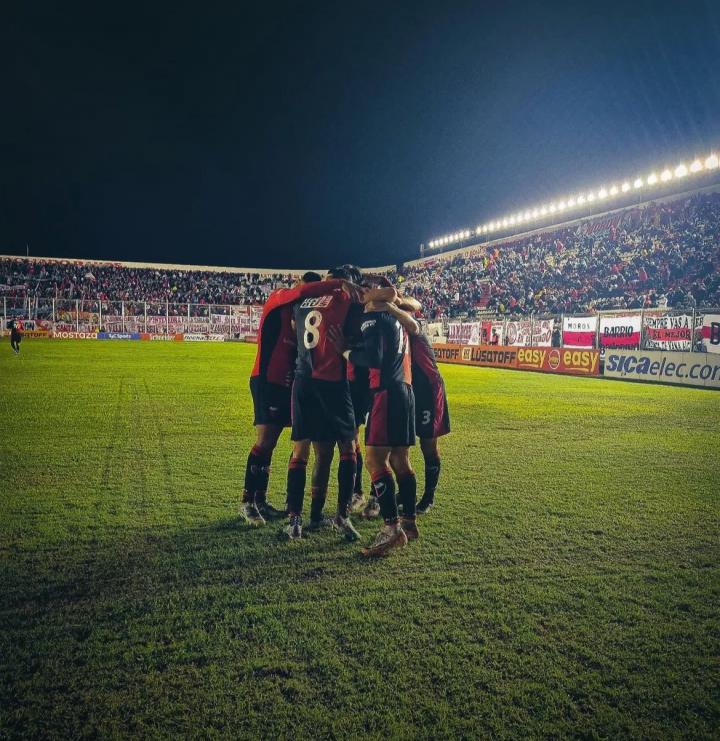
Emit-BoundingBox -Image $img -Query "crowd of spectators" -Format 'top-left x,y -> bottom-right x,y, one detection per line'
400,191 -> 720,318
2,191 -> 719,320
0,260 -> 294,308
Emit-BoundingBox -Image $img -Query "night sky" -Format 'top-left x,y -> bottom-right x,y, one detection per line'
2,0 -> 719,269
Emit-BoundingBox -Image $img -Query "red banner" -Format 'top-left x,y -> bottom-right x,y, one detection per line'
432,343 -> 518,368
516,347 -> 600,376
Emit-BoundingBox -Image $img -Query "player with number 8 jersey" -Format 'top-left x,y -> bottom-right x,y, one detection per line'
291,286 -> 358,442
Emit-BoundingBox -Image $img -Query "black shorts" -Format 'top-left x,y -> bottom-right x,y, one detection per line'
349,380 -> 370,429
10,332 -> 21,344
413,373 -> 451,439
365,383 -> 416,448
250,376 -> 291,427
291,375 -> 356,443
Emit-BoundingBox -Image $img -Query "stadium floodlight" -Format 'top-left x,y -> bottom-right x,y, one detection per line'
557,200 -> 566,210
674,163 -> 688,178
540,206 -> 547,216
577,194 -> 586,204
690,159 -> 703,173
598,187 -> 608,199
647,172 -> 658,185
464,230 -> 470,238
660,169 -> 672,182
586,192 -> 595,202
567,197 -> 576,207
621,181 -> 631,192
609,185 -> 619,196
549,203 -> 556,212
524,210 -> 532,220
705,153 -> 719,169
633,177 -> 643,189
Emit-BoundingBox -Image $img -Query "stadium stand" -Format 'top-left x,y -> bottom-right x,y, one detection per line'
1,189 -> 718,330
401,190 -> 720,319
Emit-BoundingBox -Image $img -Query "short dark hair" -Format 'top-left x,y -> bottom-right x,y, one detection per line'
301,271 -> 322,283
326,266 -> 352,280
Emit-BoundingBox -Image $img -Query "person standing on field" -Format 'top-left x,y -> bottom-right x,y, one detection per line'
9,319 -> 22,354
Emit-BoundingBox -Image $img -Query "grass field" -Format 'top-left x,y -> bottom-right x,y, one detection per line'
1,340 -> 719,739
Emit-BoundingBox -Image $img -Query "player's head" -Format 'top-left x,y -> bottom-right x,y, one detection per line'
342,264 -> 363,284
361,274 -> 393,289
301,271 -> 322,283
326,265 -> 352,281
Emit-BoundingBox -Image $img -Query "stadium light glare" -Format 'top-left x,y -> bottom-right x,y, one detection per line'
427,147 -> 720,250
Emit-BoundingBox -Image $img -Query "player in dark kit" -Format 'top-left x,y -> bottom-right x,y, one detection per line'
404,318 -> 450,513
340,288 -> 419,556
284,266 -> 362,541
9,319 -> 22,354
241,271 -> 344,525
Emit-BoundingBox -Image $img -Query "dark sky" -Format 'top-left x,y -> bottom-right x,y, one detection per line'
2,0 -> 719,269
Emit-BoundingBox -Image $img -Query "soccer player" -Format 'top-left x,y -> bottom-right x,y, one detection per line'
397,302 -> 450,514
284,266 -> 363,541
241,271 -> 349,525
339,285 -> 419,557
9,319 -> 22,354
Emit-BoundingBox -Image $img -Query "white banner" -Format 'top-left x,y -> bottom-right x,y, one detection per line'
701,314 -> 720,354
599,314 -> 641,349
643,314 -> 693,351
505,318 -> 554,347
562,316 -> 598,348
448,322 -> 482,345
184,333 -> 225,342
604,349 -> 720,389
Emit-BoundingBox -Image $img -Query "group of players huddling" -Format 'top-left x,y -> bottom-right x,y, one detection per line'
241,265 -> 450,557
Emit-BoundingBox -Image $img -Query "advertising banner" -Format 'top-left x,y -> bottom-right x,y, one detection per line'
139,333 -> 184,341
505,319 -> 554,347
604,349 -> 720,389
18,330 -> 51,339
97,332 -> 141,340
599,314 -> 641,349
700,314 -> 720,354
562,316 -> 598,348
516,347 -> 600,376
642,314 -> 693,351
432,343 -> 518,369
184,334 -> 226,342
52,331 -> 98,339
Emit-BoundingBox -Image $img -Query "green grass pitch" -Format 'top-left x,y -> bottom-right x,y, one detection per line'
1,340 -> 718,738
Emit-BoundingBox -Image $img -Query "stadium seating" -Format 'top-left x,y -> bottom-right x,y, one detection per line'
401,190 -> 720,319
1,190 -> 719,324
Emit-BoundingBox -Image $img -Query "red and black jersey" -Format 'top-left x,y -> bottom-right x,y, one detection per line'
345,303 -> 369,387
294,288 -> 354,382
251,280 -> 342,387
348,311 -> 412,389
409,333 -> 443,387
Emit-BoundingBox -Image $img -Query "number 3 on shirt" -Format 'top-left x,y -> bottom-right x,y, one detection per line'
304,310 -> 322,349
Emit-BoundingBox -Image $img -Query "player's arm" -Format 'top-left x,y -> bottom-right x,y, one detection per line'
396,295 -> 422,312
381,302 -> 420,337
363,286 -> 397,304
